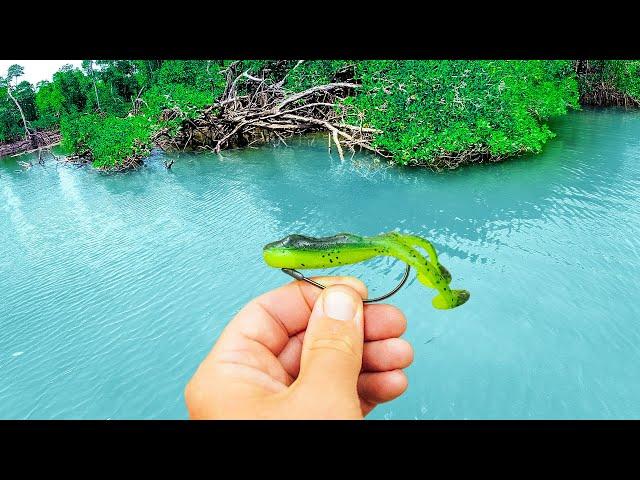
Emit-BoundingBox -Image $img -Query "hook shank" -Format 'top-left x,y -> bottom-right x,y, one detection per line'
281,264 -> 410,303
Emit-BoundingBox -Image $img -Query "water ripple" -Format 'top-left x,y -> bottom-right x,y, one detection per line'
1,109 -> 640,419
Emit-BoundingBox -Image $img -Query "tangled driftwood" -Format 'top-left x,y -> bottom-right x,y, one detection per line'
0,129 -> 61,160
153,65 -> 388,161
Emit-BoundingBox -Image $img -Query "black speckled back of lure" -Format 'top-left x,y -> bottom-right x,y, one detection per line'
264,233 -> 368,251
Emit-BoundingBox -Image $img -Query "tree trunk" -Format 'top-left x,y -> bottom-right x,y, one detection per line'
89,61 -> 101,112
6,83 -> 30,140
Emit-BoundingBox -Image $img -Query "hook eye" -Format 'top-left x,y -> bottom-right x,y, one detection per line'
281,264 -> 411,303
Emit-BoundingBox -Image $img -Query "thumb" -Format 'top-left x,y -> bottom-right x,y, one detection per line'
296,284 -> 364,398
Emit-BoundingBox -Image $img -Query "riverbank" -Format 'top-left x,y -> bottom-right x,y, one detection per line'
58,61 -> 581,172
3,61 -> 639,172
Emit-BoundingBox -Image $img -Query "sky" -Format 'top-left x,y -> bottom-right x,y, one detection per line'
0,60 -> 83,85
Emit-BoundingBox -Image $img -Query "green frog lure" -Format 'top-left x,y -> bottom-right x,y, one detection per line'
263,232 -> 470,310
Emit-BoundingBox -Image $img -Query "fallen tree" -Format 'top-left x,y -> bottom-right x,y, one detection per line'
1,64 -> 61,163
0,129 -> 61,159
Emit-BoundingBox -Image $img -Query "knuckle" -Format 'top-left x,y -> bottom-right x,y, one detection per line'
308,333 -> 359,360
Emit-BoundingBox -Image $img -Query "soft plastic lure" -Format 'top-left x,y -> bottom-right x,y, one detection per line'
263,232 -> 469,309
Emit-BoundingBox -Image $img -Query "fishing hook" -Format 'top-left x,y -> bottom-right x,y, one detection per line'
281,264 -> 411,303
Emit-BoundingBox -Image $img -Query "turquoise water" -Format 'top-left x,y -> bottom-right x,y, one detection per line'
1,109 -> 639,419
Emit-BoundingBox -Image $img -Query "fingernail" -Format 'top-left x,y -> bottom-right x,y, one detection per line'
323,290 -> 357,322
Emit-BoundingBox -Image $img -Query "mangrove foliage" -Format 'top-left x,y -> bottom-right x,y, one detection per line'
1,60 -> 640,170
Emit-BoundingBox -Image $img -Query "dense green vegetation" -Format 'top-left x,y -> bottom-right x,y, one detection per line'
344,60 -> 579,166
1,60 -> 639,169
607,61 -> 640,99
59,61 -> 224,168
0,65 -> 38,141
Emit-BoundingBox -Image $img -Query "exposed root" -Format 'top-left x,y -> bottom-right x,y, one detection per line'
408,146 -> 510,171
62,151 -> 143,172
580,81 -> 640,108
149,64 -> 509,171
152,67 -> 385,162
575,60 -> 640,108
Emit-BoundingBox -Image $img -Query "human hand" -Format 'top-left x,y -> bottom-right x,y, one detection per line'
185,276 -> 414,419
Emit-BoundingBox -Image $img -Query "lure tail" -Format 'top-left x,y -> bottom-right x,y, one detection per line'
374,232 -> 469,310
432,289 -> 470,310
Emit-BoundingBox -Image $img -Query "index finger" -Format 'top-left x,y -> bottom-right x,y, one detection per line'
224,276 -> 368,356
260,275 -> 368,333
